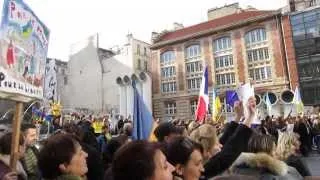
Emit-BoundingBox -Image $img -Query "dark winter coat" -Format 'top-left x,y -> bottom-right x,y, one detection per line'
203,122 -> 253,179
228,152 -> 303,180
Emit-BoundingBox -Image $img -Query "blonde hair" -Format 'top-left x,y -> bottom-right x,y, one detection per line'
276,131 -> 300,160
189,124 -> 218,152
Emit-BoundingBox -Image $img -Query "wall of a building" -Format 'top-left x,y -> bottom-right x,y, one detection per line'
151,17 -> 295,120
65,39 -> 103,112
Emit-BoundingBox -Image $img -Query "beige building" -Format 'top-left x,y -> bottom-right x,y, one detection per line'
150,4 -> 298,121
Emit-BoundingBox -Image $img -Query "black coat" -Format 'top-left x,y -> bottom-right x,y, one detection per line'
286,155 -> 311,177
203,122 -> 253,179
81,143 -> 104,180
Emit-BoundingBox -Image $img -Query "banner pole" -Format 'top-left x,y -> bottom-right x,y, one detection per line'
10,102 -> 23,170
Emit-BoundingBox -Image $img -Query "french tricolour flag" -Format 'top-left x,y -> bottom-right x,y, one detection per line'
195,66 -> 209,124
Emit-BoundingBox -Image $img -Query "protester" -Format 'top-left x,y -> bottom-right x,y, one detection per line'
103,134 -> 129,171
294,116 -> 313,156
110,140 -> 175,180
165,97 -> 256,179
154,121 -> 183,143
20,123 -> 40,180
227,134 -> 303,180
276,131 -> 311,177
166,136 -> 205,180
38,134 -> 88,180
0,132 -> 27,180
63,123 -> 104,180
97,125 -> 112,153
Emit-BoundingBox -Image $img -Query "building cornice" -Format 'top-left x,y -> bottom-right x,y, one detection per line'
150,11 -> 281,50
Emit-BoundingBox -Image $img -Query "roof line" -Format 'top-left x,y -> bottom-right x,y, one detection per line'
151,11 -> 280,49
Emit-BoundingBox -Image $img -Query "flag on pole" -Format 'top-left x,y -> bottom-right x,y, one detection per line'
226,90 -> 239,107
132,80 -> 154,140
265,92 -> 272,116
293,86 -> 304,114
195,66 -> 209,124
212,89 -> 222,122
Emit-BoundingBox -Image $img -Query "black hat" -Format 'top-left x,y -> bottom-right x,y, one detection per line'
154,122 -> 181,142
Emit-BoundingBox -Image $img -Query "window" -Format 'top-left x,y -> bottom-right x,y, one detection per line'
137,59 -> 141,70
190,100 -> 198,115
187,78 -> 202,90
216,73 -> 235,85
245,28 -> 267,45
186,45 -> 201,59
215,55 -> 233,69
161,82 -> 177,93
144,47 -> 147,56
137,44 -> 141,55
247,48 -> 270,62
161,66 -> 176,78
64,76 -> 68,85
214,37 -> 232,52
160,51 -> 175,64
186,61 -> 202,73
250,66 -> 272,81
165,102 -> 177,115
144,61 -> 148,71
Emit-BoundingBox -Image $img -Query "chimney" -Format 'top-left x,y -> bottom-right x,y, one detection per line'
151,32 -> 160,43
127,33 -> 133,44
207,3 -> 241,21
173,22 -> 184,30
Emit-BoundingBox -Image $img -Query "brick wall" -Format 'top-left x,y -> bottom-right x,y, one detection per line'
282,15 -> 299,89
151,51 -> 160,94
234,30 -> 246,83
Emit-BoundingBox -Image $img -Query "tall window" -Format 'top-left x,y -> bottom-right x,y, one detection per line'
215,55 -> 233,69
161,66 -> 176,78
213,36 -> 235,87
161,82 -> 177,93
248,66 -> 272,81
187,78 -> 202,90
245,28 -> 267,45
216,73 -> 236,85
185,44 -> 203,91
214,36 -> 232,52
137,59 -> 141,70
137,44 -> 141,55
165,102 -> 177,115
185,45 -> 201,59
144,47 -> 147,56
160,51 -> 175,64
190,100 -> 198,115
247,48 -> 269,62
144,61 -> 148,71
245,28 -> 271,82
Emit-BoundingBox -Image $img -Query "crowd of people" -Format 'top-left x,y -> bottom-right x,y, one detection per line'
0,97 -> 319,179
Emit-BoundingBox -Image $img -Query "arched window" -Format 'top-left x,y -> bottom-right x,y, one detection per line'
245,28 -> 267,45
214,36 -> 232,52
160,51 -> 175,64
185,44 -> 201,59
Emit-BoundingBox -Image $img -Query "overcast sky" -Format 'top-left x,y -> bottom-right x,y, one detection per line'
0,0 -> 288,61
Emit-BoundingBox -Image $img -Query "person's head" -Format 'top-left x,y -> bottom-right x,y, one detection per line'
123,123 -> 133,136
276,132 -> 300,160
166,137 -> 204,180
154,122 -> 182,143
0,132 -> 25,158
102,125 -> 109,134
38,134 -> 88,179
248,134 -> 276,156
188,121 -> 200,135
21,123 -> 37,146
190,124 -> 221,161
105,134 -> 129,160
112,140 -> 174,180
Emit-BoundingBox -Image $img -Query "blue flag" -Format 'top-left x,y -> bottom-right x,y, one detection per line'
132,80 -> 153,140
226,90 -> 239,107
